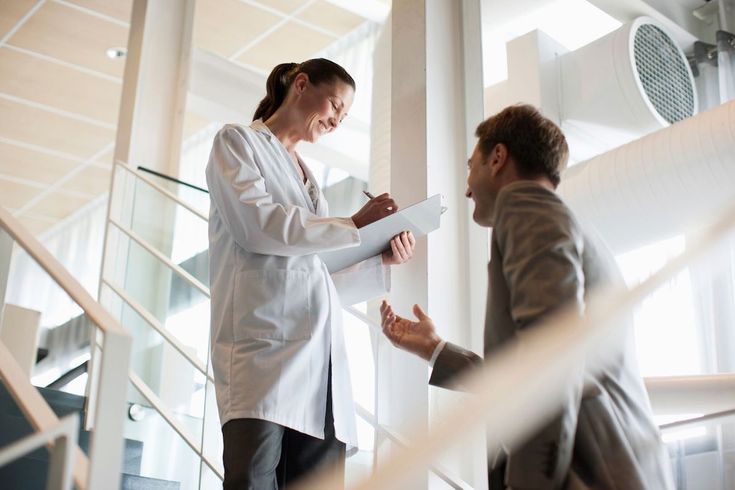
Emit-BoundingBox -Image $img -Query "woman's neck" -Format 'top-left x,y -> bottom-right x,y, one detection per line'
264,111 -> 302,153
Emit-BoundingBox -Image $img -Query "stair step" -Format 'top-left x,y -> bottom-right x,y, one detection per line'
0,458 -> 179,489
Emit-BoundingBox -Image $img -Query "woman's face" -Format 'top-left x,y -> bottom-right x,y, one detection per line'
294,75 -> 355,143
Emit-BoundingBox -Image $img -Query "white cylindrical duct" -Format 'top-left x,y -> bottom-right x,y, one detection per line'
560,17 -> 698,135
558,100 -> 735,254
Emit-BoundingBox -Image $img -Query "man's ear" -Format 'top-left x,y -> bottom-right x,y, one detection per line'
489,143 -> 508,177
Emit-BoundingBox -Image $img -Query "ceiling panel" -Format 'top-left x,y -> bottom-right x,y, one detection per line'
0,47 -> 121,124
66,0 -> 133,23
256,0 -> 310,14
297,0 -> 364,36
0,141 -> 80,185
8,1 -> 129,78
0,178 -> 42,209
236,20 -> 335,71
16,214 -> 56,236
26,190 -> 92,220
0,98 -> 115,158
61,165 -> 111,196
184,111 -> 215,139
194,0 -> 281,58
0,0 -> 36,40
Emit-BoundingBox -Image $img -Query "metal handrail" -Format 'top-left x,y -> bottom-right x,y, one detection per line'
0,341 -> 88,489
108,217 -> 210,297
0,209 -> 128,338
115,161 -> 208,222
102,278 -> 213,383
353,404 -> 473,490
128,371 -> 224,480
1,208 -> 132,490
0,413 -> 79,490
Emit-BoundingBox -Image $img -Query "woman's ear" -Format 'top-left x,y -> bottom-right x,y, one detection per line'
292,72 -> 309,94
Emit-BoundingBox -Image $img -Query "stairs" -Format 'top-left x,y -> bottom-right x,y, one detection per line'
0,383 -> 179,489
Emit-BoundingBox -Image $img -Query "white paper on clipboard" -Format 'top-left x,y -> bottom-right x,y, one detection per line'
319,194 -> 442,273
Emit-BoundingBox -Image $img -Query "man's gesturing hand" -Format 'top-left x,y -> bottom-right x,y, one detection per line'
380,300 -> 441,361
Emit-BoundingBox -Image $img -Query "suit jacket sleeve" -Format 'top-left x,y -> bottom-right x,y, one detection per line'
492,186 -> 586,489
429,342 -> 483,390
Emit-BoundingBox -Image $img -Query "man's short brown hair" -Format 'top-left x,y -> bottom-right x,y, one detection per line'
475,104 -> 569,187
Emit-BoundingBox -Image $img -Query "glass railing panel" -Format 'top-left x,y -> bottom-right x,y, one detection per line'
103,225 -> 210,363
124,381 -> 202,490
134,166 -> 210,218
103,282 -> 206,433
200,378 -> 223,479
199,462 -> 223,490
126,175 -> 209,273
666,419 -> 735,489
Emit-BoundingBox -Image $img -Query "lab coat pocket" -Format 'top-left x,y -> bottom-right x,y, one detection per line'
234,269 -> 312,341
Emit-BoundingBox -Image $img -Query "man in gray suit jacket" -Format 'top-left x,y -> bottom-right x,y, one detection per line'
380,105 -> 674,489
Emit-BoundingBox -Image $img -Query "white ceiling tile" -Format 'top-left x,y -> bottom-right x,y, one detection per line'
8,1 -> 129,78
0,178 -> 43,209
236,20 -> 335,71
0,141 -> 80,185
26,190 -> 92,220
255,0 -> 309,15
0,0 -> 37,40
194,0 -> 281,58
297,0 -> 365,36
0,47 -> 121,125
0,97 -> 115,158
61,165 -> 111,196
64,0 -> 133,23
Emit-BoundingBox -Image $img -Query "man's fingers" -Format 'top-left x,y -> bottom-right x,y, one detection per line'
407,231 -> 416,247
413,304 -> 429,321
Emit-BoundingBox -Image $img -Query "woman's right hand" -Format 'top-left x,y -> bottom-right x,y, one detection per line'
351,193 -> 398,228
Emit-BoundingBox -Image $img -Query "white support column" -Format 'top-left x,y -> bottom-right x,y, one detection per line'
92,0 -> 196,474
380,3 -> 429,488
381,1 -> 486,487
114,0 -> 195,176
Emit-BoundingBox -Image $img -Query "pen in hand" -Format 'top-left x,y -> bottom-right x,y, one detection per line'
363,190 -> 375,200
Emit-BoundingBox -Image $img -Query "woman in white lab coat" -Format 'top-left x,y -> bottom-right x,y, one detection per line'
206,58 -> 415,489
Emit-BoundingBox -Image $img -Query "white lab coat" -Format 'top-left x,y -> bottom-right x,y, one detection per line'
206,120 -> 389,448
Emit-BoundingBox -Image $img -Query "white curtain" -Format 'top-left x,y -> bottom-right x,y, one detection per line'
6,196 -> 107,327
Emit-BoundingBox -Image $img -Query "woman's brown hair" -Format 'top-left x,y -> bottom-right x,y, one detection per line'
253,58 -> 355,122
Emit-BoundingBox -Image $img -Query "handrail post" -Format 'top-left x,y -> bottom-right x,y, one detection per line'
86,329 -> 131,490
46,414 -> 79,490
0,227 -> 13,327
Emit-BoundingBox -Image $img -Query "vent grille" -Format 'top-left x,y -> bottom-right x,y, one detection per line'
633,24 -> 695,124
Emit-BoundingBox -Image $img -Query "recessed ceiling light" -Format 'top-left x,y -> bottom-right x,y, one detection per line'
106,47 -> 127,59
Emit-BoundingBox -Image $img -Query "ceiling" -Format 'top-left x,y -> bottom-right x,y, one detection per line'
0,0 -> 382,237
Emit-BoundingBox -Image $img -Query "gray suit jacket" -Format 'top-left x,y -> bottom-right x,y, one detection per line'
430,182 -> 673,490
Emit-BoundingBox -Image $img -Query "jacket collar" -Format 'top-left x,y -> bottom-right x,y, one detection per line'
250,119 -> 272,138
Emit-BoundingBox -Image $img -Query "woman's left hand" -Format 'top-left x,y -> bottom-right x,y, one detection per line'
382,231 -> 415,265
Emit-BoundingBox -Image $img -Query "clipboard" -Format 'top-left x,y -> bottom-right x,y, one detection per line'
319,194 -> 443,273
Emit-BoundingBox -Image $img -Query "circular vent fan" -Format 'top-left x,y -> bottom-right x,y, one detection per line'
633,24 -> 696,124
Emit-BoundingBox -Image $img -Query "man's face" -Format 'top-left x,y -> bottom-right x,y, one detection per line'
465,143 -> 500,227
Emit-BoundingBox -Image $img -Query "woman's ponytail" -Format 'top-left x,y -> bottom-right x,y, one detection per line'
253,62 -> 298,121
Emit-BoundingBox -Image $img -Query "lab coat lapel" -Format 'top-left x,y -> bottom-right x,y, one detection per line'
251,120 -> 316,213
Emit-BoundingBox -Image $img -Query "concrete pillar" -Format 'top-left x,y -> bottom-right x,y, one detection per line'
379,1 -> 487,487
